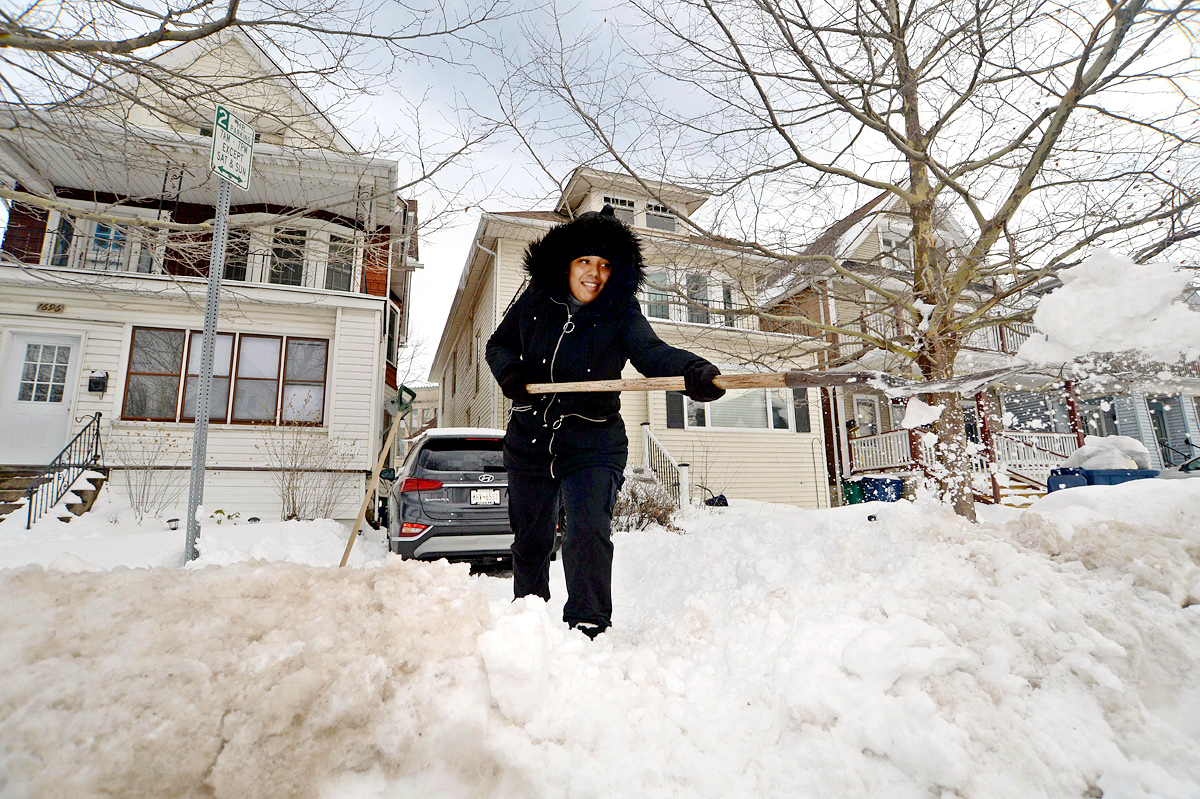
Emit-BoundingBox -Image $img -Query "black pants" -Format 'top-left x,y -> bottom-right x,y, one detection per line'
507,466 -> 624,628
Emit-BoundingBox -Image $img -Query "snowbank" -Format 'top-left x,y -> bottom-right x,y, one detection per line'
2,484 -> 1199,798
1018,250 -> 1200,364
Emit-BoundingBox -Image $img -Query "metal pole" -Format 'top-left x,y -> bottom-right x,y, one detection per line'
185,177 -> 232,561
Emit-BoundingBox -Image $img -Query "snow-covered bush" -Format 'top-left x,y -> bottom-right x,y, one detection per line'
613,470 -> 681,532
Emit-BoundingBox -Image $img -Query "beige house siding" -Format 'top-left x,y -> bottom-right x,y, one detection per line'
0,278 -> 379,521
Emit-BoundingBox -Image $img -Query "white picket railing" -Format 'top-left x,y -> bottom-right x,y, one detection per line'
849,430 -> 914,472
994,432 -> 1077,467
642,424 -> 690,506
848,429 -> 1076,481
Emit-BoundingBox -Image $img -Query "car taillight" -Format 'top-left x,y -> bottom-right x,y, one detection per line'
401,478 -> 443,492
399,522 -> 430,537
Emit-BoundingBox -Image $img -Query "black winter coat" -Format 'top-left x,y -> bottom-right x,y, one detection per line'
486,211 -> 707,476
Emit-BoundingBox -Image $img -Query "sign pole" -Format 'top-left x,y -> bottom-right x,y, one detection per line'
183,104 -> 253,561
185,176 -> 232,561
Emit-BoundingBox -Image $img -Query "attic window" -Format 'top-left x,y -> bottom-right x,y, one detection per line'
603,196 -> 635,224
881,232 -> 911,268
646,202 -> 676,233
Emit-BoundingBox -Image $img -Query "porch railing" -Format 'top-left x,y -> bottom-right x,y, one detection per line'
850,430 -> 915,472
26,412 -> 104,529
641,423 -> 690,507
848,428 -> 1076,476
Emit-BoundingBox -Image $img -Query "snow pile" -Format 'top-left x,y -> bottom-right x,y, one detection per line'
1062,435 -> 1154,471
1018,250 -> 1200,364
0,481 -> 384,571
2,484 -> 1199,798
901,397 -> 944,428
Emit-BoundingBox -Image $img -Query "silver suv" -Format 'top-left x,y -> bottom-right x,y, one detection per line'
385,428 -> 513,562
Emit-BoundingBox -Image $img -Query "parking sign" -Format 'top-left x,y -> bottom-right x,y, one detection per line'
208,105 -> 254,190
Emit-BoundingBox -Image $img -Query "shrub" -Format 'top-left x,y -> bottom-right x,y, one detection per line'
613,470 -> 681,532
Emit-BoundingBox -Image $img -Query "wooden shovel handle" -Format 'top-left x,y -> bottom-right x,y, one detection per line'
525,370 -> 881,394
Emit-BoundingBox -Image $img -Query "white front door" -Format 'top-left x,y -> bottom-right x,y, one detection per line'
0,332 -> 82,465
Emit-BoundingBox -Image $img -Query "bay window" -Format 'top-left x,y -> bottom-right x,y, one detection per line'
42,209 -> 163,273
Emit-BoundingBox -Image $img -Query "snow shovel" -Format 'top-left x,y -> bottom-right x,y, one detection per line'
339,384 -> 416,568
524,365 -> 1020,397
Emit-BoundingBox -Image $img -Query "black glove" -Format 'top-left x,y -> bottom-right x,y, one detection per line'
499,366 -> 533,404
683,361 -> 725,403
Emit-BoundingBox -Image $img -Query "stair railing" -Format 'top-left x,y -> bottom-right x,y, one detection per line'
26,412 -> 104,529
641,422 -> 691,507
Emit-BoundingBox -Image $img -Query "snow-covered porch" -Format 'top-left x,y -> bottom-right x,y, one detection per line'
848,428 -> 1079,500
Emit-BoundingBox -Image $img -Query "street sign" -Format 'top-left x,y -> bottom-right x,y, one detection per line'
208,105 -> 254,191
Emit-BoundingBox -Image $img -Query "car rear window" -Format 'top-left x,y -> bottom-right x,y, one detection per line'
418,438 -> 505,473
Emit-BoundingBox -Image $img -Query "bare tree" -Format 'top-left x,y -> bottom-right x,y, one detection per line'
0,0 -> 508,299
494,0 -> 1200,518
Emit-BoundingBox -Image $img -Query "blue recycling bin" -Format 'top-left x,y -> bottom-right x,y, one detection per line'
860,476 -> 904,502
1048,467 -> 1158,492
1047,469 -> 1087,493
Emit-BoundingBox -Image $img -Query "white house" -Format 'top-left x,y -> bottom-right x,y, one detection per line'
0,31 -> 418,525
429,167 -> 832,509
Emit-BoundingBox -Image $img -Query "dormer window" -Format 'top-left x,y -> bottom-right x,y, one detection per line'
646,202 -> 677,233
603,195 -> 636,224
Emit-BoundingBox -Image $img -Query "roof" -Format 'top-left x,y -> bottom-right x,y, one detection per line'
556,166 -> 709,217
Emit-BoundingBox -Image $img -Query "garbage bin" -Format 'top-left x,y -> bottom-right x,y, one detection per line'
1081,469 -> 1158,486
842,480 -> 865,505
1047,468 -> 1087,493
861,476 -> 904,502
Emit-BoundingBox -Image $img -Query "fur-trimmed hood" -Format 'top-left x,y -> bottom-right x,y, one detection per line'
522,205 -> 646,309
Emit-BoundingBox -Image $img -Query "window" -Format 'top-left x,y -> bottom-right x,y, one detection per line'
269,228 -> 306,286
281,339 -> 328,424
386,304 -> 400,366
646,202 -> 676,233
721,283 -> 735,327
325,233 -> 355,291
881,232 -> 911,268
232,335 -> 282,422
644,272 -> 670,320
43,211 -> 162,273
123,328 -> 186,420
50,216 -> 73,267
223,229 -> 250,281
475,332 -> 482,393
451,350 -> 458,395
852,395 -> 879,436
120,327 -> 328,425
18,344 -> 71,403
181,332 -> 234,422
603,196 -> 636,224
793,389 -> 811,433
687,273 -> 710,324
679,388 -> 794,431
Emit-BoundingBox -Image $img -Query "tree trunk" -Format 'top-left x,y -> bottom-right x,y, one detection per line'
915,340 -> 977,521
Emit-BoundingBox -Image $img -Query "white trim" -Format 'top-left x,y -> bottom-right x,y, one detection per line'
683,386 -> 799,433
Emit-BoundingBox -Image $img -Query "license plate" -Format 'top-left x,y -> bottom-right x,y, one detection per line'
470,488 -> 501,505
